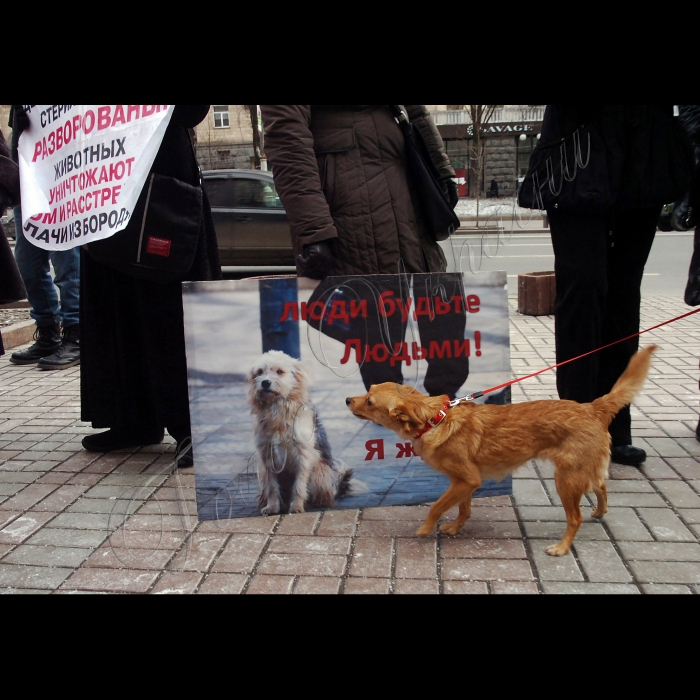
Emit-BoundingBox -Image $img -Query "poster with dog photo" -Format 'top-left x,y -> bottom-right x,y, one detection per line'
183,272 -> 512,521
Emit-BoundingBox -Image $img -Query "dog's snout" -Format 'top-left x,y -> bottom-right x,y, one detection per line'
345,397 -> 353,406
262,380 -> 272,390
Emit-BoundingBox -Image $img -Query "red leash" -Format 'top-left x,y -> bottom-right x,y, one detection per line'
414,307 -> 700,440
459,307 -> 700,404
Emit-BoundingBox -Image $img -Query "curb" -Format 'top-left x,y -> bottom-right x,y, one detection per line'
455,229 -> 550,236
1,320 -> 35,351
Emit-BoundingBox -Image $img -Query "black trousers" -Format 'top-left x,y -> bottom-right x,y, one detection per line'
549,207 -> 659,446
80,251 -> 191,439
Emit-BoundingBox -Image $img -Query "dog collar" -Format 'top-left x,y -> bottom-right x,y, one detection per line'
414,400 -> 452,440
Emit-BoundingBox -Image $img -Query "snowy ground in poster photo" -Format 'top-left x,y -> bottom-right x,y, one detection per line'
183,273 -> 513,522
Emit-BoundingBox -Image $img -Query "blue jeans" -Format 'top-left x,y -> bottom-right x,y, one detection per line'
14,206 -> 80,328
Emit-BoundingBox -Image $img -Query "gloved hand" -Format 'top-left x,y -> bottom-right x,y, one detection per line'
297,242 -> 334,280
0,185 -> 12,214
443,177 -> 460,209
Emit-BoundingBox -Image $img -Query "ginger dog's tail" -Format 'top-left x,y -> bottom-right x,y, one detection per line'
592,345 -> 657,427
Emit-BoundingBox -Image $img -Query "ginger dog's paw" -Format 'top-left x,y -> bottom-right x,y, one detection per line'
439,523 -> 462,536
545,543 -> 570,557
591,508 -> 607,520
416,524 -> 435,538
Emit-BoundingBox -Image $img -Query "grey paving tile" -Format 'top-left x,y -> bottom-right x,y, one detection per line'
681,511 -> 700,531
530,543 -> 584,582
517,506 -> 568,522
654,481 -> 700,509
606,480 -> 656,494
512,480 -> 551,506
641,584 -> 692,594
3,544 -> 93,568
629,561 -> 700,584
573,541 -> 632,583
542,583 -> 641,595
26,528 -> 110,549
67,498 -> 145,515
608,492 -> 667,508
638,458 -> 683,480
617,541 -> 700,562
603,508 -> 654,542
0,512 -> 58,544
440,558 -> 534,582
637,508 -> 698,542
522,521 -> 609,541
0,564 -> 74,590
674,438 -> 700,458
48,512 -> 127,531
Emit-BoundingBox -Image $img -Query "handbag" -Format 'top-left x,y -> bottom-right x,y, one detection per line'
390,105 -> 460,242
85,132 -> 203,284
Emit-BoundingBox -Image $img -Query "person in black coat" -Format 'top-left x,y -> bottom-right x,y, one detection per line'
520,105 -> 694,467
80,105 -> 221,461
680,106 -> 700,439
0,129 -> 26,355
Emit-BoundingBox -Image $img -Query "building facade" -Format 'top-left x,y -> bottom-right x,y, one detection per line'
1,105 -> 11,143
194,105 -> 255,171
1,105 -> 545,194
425,105 -> 545,197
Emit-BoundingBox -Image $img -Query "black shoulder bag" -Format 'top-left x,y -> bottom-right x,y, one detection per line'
390,105 -> 459,242
85,130 -> 203,284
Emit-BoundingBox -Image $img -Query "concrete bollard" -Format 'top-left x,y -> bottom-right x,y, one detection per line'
518,272 -> 556,316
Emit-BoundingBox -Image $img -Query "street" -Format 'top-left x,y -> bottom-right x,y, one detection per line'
442,230 -> 695,298
220,231 -> 696,300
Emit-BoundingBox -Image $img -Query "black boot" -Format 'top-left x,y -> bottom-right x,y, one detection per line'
82,426 -> 165,453
611,445 -> 647,467
168,425 -> 194,468
37,324 -> 81,371
10,323 -> 62,365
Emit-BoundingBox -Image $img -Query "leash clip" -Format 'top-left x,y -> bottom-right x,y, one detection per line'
450,391 -> 484,408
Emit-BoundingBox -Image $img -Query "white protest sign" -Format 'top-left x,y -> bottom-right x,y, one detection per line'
18,105 -> 175,251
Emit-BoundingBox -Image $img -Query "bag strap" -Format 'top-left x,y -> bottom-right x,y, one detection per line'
185,127 -> 203,187
390,105 -> 408,124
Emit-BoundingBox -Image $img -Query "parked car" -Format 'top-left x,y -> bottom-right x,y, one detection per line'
0,209 -> 15,239
202,169 -> 294,267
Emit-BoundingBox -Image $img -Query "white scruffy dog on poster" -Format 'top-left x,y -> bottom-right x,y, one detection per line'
248,351 -> 365,516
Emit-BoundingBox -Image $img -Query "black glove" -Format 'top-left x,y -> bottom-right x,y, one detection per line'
297,242 -> 334,280
0,185 -> 12,214
442,177 -> 459,209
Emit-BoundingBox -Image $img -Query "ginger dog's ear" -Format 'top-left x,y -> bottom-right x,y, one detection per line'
390,401 -> 423,427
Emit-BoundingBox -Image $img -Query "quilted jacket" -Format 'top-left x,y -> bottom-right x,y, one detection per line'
261,105 -> 455,276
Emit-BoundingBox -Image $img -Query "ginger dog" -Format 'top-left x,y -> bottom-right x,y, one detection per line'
347,346 -> 656,557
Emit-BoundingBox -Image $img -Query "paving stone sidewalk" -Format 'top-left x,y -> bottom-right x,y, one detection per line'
1,296 -> 700,595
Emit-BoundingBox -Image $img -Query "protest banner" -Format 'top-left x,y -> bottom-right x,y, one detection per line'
183,271 -> 513,522
17,105 -> 174,251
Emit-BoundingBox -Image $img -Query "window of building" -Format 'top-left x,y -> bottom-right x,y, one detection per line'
213,106 -> 230,129
444,139 -> 472,171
